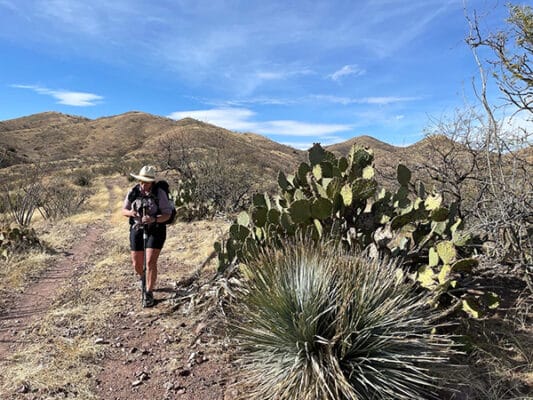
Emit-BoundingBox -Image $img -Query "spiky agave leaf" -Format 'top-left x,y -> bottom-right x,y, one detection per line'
230,241 -> 457,400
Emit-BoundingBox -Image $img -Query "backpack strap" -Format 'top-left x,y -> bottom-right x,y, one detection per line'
128,184 -> 141,225
128,184 -> 141,203
152,181 -> 161,213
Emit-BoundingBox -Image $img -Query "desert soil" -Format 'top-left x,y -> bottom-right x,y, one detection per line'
0,177 -> 236,400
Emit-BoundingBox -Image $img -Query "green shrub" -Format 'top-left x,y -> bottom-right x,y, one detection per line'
230,240 -> 457,400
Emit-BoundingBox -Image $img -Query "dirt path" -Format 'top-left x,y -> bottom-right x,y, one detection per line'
0,225 -> 103,360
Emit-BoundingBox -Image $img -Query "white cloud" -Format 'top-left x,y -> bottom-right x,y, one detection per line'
329,64 -> 366,82
280,141 -> 314,150
167,107 -> 352,137
261,120 -> 351,137
167,108 -> 257,131
11,84 -> 103,106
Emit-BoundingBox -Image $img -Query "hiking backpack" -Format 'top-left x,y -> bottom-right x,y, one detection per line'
128,180 -> 177,225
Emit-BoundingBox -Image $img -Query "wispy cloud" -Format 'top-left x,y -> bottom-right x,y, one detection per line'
11,84 -> 103,106
256,68 -> 313,81
328,64 -> 366,82
168,107 -> 353,137
360,96 -> 420,105
311,94 -> 421,105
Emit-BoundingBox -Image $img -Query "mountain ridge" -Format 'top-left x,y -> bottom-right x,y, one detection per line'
0,111 -> 403,160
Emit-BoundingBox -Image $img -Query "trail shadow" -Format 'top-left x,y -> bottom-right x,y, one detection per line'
153,286 -> 176,294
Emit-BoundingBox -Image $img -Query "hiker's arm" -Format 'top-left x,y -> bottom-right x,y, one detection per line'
154,213 -> 171,223
122,208 -> 139,218
122,193 -> 138,218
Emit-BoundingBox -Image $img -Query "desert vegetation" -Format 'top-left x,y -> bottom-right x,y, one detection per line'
0,3 -> 531,399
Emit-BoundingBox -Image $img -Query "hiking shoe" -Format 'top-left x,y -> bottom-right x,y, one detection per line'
143,291 -> 155,308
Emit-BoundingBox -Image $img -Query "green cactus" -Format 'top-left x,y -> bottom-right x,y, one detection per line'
252,207 -> 268,227
310,197 -> 333,219
397,164 -> 411,186
289,199 -> 312,224
216,143 -> 490,317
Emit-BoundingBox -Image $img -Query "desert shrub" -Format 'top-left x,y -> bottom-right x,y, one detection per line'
415,110 -> 532,266
3,183 -> 41,226
230,240 -> 458,400
71,168 -> 93,187
158,131 -> 261,218
36,183 -> 89,220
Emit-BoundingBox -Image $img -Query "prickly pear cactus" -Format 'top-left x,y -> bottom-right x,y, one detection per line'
0,224 -> 41,260
174,178 -> 214,221
215,143 -> 493,317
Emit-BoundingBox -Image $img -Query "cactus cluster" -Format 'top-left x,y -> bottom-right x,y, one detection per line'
216,143 -> 496,316
0,224 -> 41,260
173,178 -> 215,222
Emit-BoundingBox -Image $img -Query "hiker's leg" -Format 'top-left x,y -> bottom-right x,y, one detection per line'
146,248 -> 161,291
131,251 -> 144,276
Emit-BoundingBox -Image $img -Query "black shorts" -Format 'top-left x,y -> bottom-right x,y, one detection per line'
130,224 -> 167,251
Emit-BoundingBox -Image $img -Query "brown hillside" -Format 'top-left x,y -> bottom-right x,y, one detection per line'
325,135 -> 407,179
325,135 -> 398,155
0,112 -> 306,181
0,111 -> 89,133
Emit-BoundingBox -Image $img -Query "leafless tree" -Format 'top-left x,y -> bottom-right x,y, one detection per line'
157,128 -> 257,214
414,4 -> 532,264
466,5 -> 532,114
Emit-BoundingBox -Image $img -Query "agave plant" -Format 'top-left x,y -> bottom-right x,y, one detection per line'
230,241 -> 458,400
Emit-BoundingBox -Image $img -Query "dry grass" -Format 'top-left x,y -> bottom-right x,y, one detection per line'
0,251 -> 53,296
0,175 -> 129,397
453,289 -> 533,399
0,236 -> 128,396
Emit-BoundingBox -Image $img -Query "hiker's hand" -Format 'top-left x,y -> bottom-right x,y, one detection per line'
131,210 -> 139,218
141,215 -> 155,224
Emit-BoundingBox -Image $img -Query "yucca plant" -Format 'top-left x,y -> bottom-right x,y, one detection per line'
230,241 -> 458,400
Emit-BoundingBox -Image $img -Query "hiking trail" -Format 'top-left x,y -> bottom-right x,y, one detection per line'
0,178 -> 232,399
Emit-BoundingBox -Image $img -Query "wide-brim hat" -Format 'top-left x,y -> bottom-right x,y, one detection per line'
130,165 -> 156,182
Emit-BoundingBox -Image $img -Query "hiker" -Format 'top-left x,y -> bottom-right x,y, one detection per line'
122,165 -> 173,307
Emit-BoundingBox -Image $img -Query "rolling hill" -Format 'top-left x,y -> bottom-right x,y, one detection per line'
0,111 -> 410,172
0,112 -> 308,180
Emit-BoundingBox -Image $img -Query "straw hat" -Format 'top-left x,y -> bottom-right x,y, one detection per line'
130,165 -> 156,182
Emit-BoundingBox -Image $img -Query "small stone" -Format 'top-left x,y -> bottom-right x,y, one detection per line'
131,379 -> 143,387
94,338 -> 108,345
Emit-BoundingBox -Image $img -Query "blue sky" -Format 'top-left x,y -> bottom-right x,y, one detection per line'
0,0 -> 518,148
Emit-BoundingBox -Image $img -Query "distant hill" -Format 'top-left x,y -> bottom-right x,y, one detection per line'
0,111 -> 307,183
10,111 -> 512,187
0,111 -> 89,133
